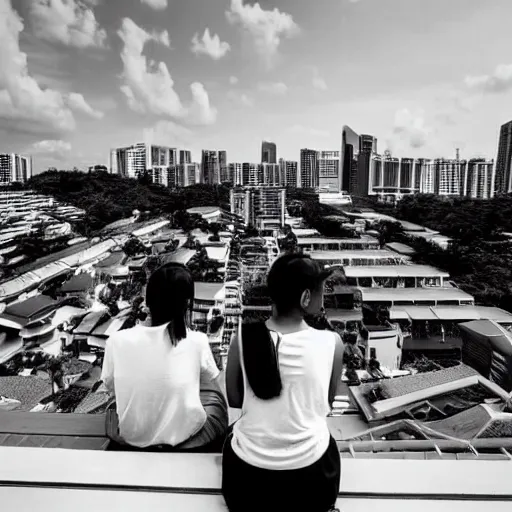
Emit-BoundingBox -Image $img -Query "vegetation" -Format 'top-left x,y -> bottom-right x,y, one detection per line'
28,171 -> 231,236
299,200 -> 359,238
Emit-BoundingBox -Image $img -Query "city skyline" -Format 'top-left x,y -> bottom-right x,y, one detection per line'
2,0 -> 512,173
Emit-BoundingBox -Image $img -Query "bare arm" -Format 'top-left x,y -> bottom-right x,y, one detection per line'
225,333 -> 244,409
328,332 -> 344,406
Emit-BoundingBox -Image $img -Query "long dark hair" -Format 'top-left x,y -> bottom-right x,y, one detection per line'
241,322 -> 282,400
145,263 -> 194,345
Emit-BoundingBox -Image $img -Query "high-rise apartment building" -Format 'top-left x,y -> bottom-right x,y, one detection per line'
262,163 -> 283,186
201,150 -> 219,185
261,141 -> 277,164
300,149 -> 319,188
0,153 -> 32,185
111,143 -> 176,181
340,125 -> 360,193
462,159 -> 495,199
201,150 -> 226,185
179,150 -> 192,165
241,163 -> 262,186
279,159 -> 298,188
360,134 -> 378,154
494,120 -> 512,194
111,143 -> 146,178
318,151 -> 340,193
166,163 -> 201,188
370,155 -> 422,199
228,163 -> 242,185
230,186 -> 286,231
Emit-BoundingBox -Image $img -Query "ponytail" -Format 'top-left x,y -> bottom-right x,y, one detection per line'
165,306 -> 188,346
241,322 -> 282,400
146,263 -> 194,346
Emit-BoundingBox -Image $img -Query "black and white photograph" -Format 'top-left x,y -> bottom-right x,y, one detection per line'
1,0 -> 512,510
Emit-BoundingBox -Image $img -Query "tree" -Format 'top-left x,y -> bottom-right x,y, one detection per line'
122,236 -> 148,257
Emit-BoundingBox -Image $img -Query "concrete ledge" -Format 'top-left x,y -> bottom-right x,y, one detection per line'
0,447 -> 511,499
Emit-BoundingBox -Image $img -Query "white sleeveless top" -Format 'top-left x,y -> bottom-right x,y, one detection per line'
231,326 -> 336,470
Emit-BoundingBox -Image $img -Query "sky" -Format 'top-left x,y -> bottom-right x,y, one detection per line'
2,0 -> 512,173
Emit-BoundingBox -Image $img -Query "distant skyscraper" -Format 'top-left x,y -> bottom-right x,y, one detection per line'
300,149 -> 319,188
0,153 -> 32,185
112,143 -> 147,178
280,159 -> 298,188
318,151 -> 340,192
261,141 -> 277,164
241,163 -> 262,186
228,163 -> 242,185
179,150 -> 192,165
494,120 -> 512,194
201,150 -> 226,185
219,151 -> 228,183
262,163 -> 282,186
461,159 -> 495,199
340,125 -> 360,193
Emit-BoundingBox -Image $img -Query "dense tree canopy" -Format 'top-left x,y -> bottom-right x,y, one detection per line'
27,171 -> 231,236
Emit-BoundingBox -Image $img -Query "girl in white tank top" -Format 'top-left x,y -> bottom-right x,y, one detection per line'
222,253 -> 344,512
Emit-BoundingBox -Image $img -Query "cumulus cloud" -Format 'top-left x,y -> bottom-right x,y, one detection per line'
118,18 -> 217,125
392,108 -> 431,149
141,0 -> 168,10
258,82 -> 288,95
32,139 -> 72,160
229,76 -> 239,85
29,0 -> 107,49
67,92 -> 104,119
191,29 -> 230,60
226,0 -> 299,66
465,64 -> 512,94
289,124 -> 330,137
0,0 -> 77,134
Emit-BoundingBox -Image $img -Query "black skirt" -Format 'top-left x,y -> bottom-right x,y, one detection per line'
222,434 -> 341,512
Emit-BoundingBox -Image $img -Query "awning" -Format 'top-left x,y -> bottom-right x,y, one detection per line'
389,308 -> 410,320
401,306 -> 438,321
432,306 -> 481,321
325,309 -> 363,322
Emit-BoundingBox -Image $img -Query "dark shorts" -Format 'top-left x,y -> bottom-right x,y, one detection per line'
106,385 -> 228,452
222,434 -> 341,512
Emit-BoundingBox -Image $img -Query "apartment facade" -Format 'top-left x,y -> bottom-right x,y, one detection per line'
279,159 -> 298,188
230,186 -> 286,230
0,153 -> 32,185
318,151 -> 340,193
300,149 -> 319,188
462,159 -> 495,199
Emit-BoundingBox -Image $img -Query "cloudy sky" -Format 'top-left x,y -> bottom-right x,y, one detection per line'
2,0 -> 512,172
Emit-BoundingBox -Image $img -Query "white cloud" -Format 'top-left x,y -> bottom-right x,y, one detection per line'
141,0 -> 168,10
191,29 -> 230,60
29,0 -> 107,49
67,92 -> 104,119
227,90 -> 254,107
226,0 -> 299,66
289,124 -> 330,137
118,18 -> 217,125
465,64 -> 512,94
258,82 -> 288,95
32,139 -> 72,160
392,108 -> 431,149
0,0 -> 75,133
229,76 -> 239,85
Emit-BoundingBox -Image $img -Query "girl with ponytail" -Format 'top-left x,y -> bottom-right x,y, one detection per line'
101,263 -> 228,451
222,253 -> 344,512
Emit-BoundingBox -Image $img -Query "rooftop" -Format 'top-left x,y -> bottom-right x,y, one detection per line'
361,287 -> 474,302
344,265 -> 449,278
